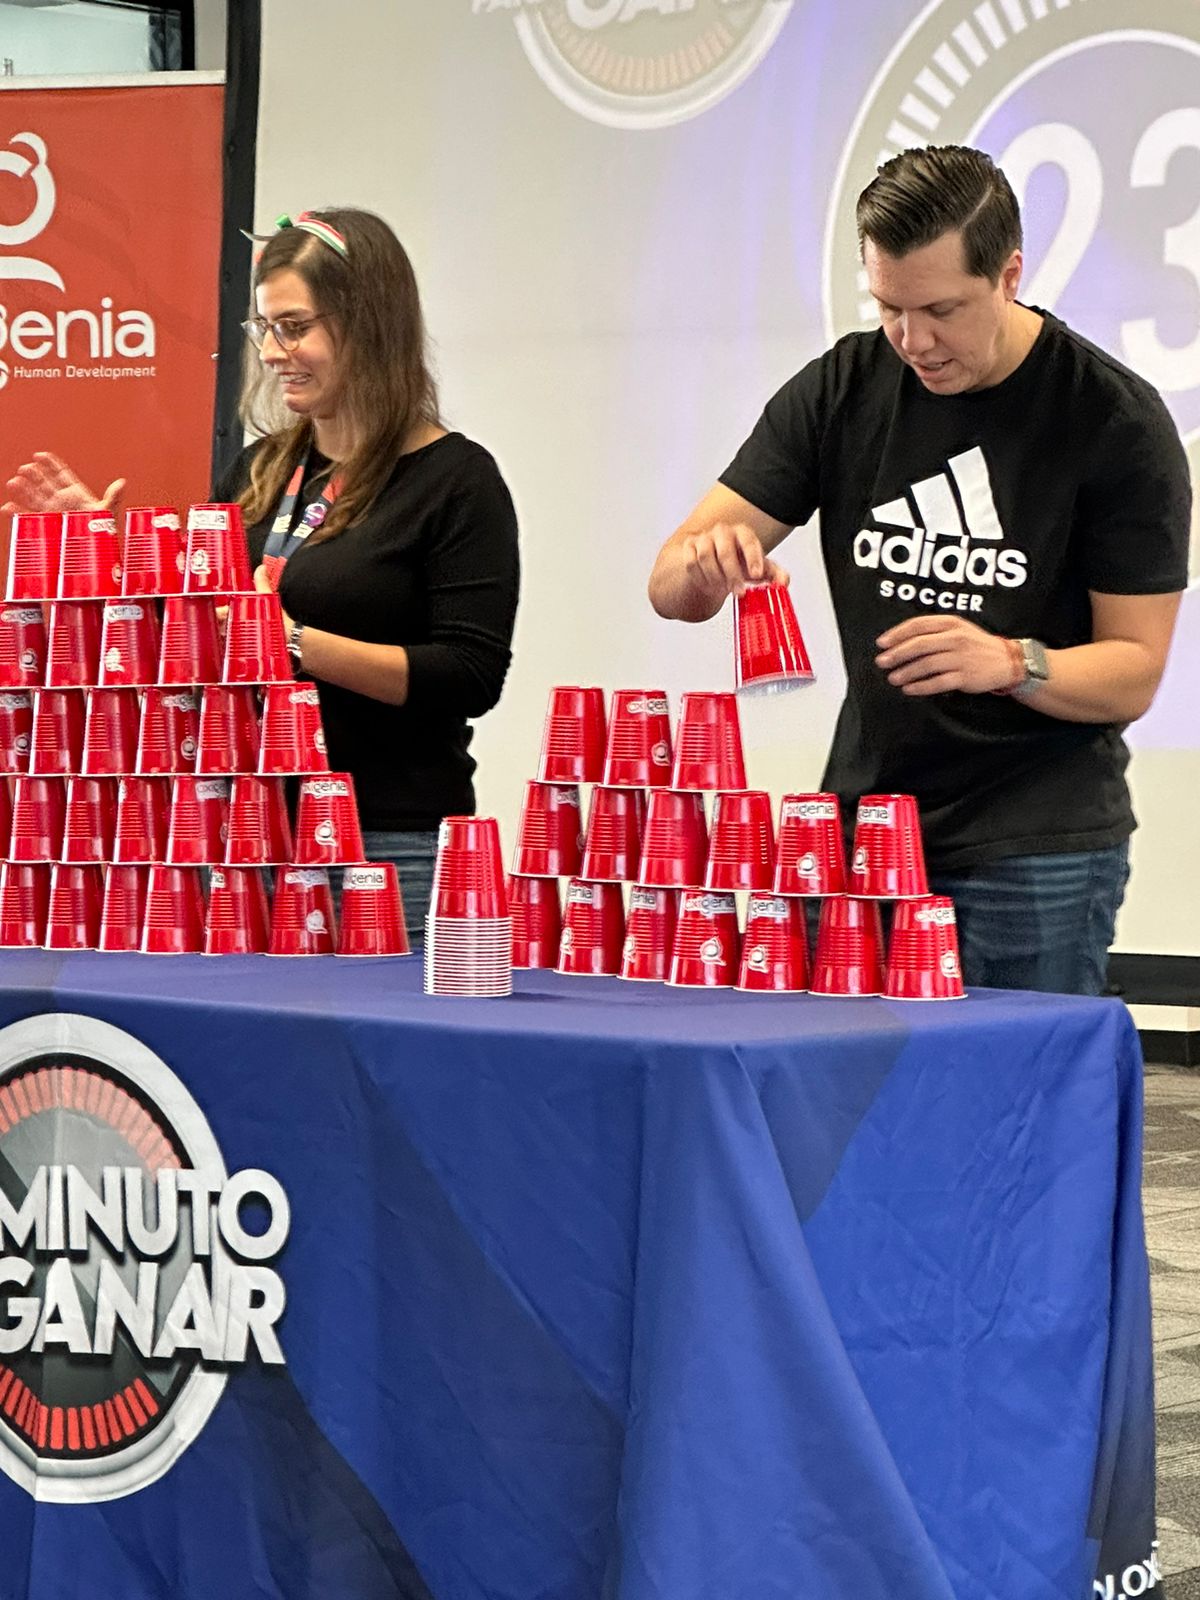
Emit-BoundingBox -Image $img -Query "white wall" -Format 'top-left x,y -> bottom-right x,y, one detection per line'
252,0 -> 1200,955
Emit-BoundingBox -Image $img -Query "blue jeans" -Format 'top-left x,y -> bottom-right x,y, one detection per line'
929,842 -> 1131,995
344,829 -> 438,951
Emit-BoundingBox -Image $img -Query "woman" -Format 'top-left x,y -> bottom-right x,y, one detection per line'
5,208 -> 521,938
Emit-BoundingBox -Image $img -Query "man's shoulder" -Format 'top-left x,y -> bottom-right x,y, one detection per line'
1038,311 -> 1169,414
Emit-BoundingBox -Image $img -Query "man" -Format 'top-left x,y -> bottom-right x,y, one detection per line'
648,145 -> 1190,994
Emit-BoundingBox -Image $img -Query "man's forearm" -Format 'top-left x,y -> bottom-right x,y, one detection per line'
647,549 -> 728,623
1019,639 -> 1168,723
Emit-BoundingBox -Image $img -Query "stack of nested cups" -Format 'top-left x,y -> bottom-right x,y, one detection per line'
426,816 -> 511,995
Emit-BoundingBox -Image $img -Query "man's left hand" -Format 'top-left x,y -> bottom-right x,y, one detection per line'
875,616 -> 1018,696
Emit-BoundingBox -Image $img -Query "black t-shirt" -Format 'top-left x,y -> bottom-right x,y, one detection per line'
720,312 -> 1191,870
214,431 -> 520,831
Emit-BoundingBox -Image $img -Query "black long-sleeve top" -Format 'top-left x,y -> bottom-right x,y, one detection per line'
214,431 -> 520,830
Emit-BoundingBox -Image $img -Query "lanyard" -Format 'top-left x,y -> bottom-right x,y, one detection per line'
263,451 -> 342,567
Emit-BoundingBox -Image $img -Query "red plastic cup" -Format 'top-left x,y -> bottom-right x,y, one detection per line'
602,690 -> 673,788
58,510 -> 121,600
671,692 -> 746,791
637,788 -> 709,888
111,776 -> 170,865
511,780 -> 582,877
98,600 -> 160,688
849,793 -> 930,899
45,863 -> 103,949
0,775 -> 12,853
293,773 -> 366,866
0,691 -> 34,774
667,889 -> 740,987
431,814 -> 507,917
61,776 -> 117,864
0,861 -> 49,947
226,776 -> 294,865
80,687 -> 140,777
166,775 -> 230,865
737,893 -> 809,992
269,866 -> 336,956
734,581 -> 814,695
28,689 -> 84,776
338,863 -> 411,957
140,863 -> 206,954
508,874 -> 561,969
0,605 -> 47,687
619,884 -> 678,982
557,878 -> 625,975
810,896 -> 886,996
158,595 -> 223,686
98,864 -> 149,952
204,865 -> 270,955
538,686 -> 606,783
183,503 -> 252,595
704,788 -> 775,891
773,794 -> 847,897
195,686 -> 260,775
257,683 -> 328,775
884,895 -> 966,1001
222,592 -> 291,684
136,688 -> 200,775
122,507 -> 184,597
7,512 -> 61,601
45,601 -> 102,689
580,785 -> 646,882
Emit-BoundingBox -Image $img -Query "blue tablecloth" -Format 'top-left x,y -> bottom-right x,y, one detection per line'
0,954 -> 1155,1600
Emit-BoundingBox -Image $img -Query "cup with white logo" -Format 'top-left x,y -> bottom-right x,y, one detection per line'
736,893 -> 809,992
883,896 -> 965,1001
848,793 -> 929,899
268,866 -> 336,956
339,862 -> 411,959
773,793 -> 847,896
667,889 -> 740,988
602,689 -> 673,787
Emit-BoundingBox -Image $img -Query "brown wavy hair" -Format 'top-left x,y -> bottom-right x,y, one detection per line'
856,146 -> 1022,282
238,207 -> 441,542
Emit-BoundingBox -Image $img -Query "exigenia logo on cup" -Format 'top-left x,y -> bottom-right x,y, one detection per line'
304,780 -> 348,800
626,696 -> 669,716
681,892 -> 735,917
916,906 -> 956,927
344,868 -> 386,891
284,869 -> 326,890
748,897 -> 788,922
857,803 -> 892,826
630,888 -> 659,912
783,800 -> 837,822
568,883 -> 596,905
289,688 -> 320,708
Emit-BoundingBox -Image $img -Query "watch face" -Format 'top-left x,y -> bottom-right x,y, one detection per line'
1020,639 -> 1050,681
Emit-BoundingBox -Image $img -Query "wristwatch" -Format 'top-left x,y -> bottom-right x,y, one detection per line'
1007,636 -> 1050,697
286,622 -> 306,674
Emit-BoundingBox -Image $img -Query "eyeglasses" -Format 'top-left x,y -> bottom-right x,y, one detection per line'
241,313 -> 329,351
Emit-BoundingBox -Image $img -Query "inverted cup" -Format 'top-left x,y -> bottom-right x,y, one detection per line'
141,863 -> 206,954
257,683 -> 328,775
183,503 -> 252,595
98,600 -> 160,688
557,878 -> 625,975
0,861 -> 50,947
122,507 -> 184,597
884,895 -> 966,1001
28,688 -> 84,776
158,595 -> 223,686
166,775 -> 230,865
580,785 -> 646,882
195,686 -> 260,775
111,776 -> 170,865
637,788 -> 709,888
205,865 -> 270,955
45,601 -> 102,689
269,866 -> 336,956
226,776 -> 293,865
619,884 -> 677,982
136,688 -> 199,775
293,772 -> 366,865
773,793 -> 847,896
338,863 -> 411,957
704,788 -> 775,891
0,605 -> 47,688
512,780 -> 582,877
849,793 -> 929,899
58,510 -> 121,600
734,581 -> 815,695
223,592 -> 291,684
98,864 -> 149,952
45,863 -> 104,949
602,690 -> 673,788
0,691 -> 33,774
671,691 -> 746,791
6,512 -> 61,601
538,685 -> 606,783
508,874 -> 561,969
61,776 -> 117,864
737,893 -> 809,991
667,889 -> 740,987
810,896 -> 885,996
80,687 -> 140,776
9,775 -> 65,861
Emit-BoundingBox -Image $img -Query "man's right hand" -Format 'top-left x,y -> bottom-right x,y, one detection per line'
649,485 -> 793,623
1,451 -> 125,516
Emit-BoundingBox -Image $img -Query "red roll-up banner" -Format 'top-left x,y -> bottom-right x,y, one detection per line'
0,80 -> 224,552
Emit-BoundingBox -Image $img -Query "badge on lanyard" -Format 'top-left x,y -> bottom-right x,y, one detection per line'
262,452 -> 342,582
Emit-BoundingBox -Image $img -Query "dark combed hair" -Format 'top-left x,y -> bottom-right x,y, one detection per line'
238,207 -> 441,543
855,145 -> 1022,281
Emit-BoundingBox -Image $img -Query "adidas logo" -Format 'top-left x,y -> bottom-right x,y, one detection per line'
854,447 -> 1028,612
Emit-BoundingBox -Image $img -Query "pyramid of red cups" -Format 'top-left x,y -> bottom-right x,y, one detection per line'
0,505 -> 409,957
462,578 -> 965,1001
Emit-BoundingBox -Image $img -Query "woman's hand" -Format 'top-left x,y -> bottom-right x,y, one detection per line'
1,451 -> 125,516
253,563 -> 294,638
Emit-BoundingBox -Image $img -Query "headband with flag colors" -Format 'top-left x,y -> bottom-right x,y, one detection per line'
241,211 -> 349,260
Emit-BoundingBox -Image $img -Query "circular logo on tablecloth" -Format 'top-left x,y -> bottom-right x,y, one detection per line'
0,1014 -> 290,1503
483,0 -> 793,130
823,0 -> 1200,583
